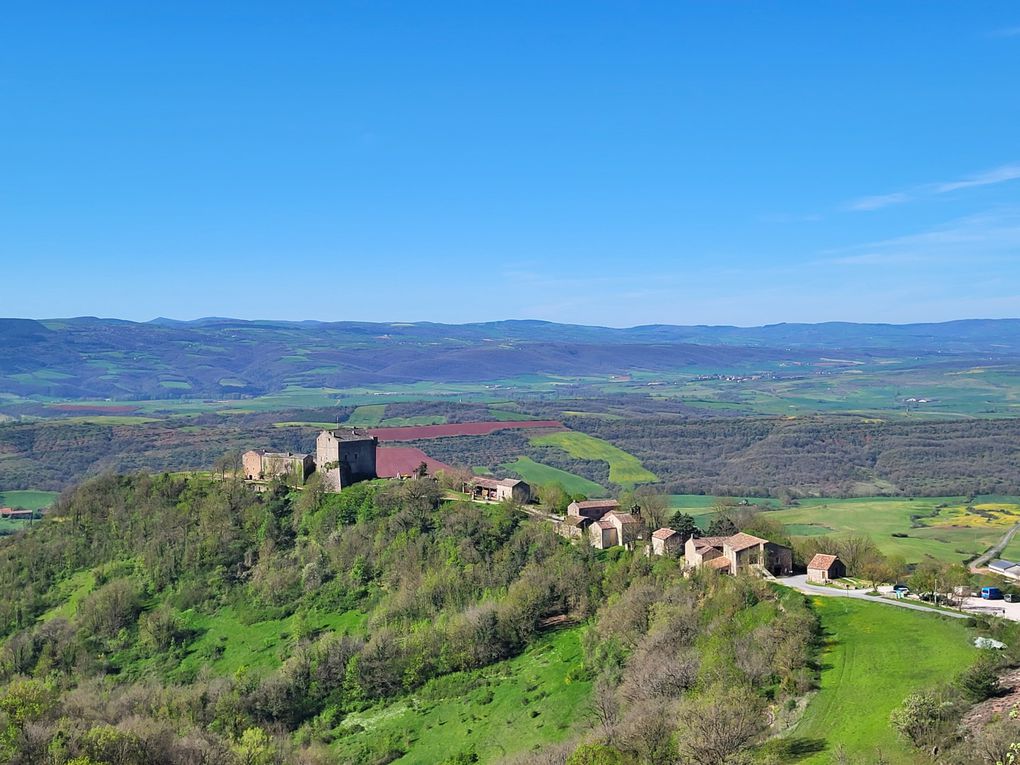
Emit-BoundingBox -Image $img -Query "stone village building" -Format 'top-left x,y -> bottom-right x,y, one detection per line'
465,477 -> 531,504
806,553 -> 846,583
555,499 -> 645,550
684,532 -> 793,576
315,428 -> 379,491
242,450 -> 315,485
650,527 -> 683,556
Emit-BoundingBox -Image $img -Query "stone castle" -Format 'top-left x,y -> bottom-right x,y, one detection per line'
243,428 -> 378,491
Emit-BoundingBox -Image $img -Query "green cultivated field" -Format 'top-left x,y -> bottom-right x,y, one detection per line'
332,627 -> 591,764
504,456 -> 606,496
530,431 -> 657,486
0,490 -> 59,510
379,415 -> 448,427
0,491 -> 53,533
793,597 -> 975,764
346,404 -> 387,426
769,496 -> 1020,563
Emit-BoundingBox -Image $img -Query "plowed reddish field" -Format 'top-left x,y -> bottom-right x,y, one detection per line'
368,420 -> 564,441
376,447 -> 453,478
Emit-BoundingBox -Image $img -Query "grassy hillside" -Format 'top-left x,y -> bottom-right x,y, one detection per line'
333,627 -> 590,764
503,456 -> 606,496
794,597 -> 976,764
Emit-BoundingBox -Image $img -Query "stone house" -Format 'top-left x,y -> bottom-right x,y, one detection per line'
586,510 -> 642,549
807,554 -> 846,583
316,429 -> 378,491
466,477 -> 531,504
684,532 -> 793,576
651,528 -> 683,557
567,499 -> 620,519
242,450 -> 315,485
558,515 -> 591,540
589,518 -> 618,549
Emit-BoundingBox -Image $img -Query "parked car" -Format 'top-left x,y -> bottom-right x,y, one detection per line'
981,586 -> 1004,600
893,584 -> 909,595
1005,593 -> 1018,603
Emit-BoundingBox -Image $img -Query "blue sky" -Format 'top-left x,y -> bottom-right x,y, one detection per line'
2,2 -> 1019,326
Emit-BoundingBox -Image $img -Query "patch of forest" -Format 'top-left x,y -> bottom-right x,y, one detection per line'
4,409 -> 1020,498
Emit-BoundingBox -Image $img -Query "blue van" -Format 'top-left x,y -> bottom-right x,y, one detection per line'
981,586 -> 1003,600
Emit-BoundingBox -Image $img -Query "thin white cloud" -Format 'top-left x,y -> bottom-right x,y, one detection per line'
822,208 -> 1020,266
846,192 -> 911,212
844,162 -> 1020,211
934,164 -> 1020,193
991,26 -> 1020,37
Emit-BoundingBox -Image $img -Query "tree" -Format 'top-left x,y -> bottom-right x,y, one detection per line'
858,554 -> 897,591
566,743 -> 629,765
632,488 -> 670,530
889,689 -> 954,751
232,727 -> 277,765
674,684 -> 767,764
538,483 -> 570,514
834,534 -> 880,576
589,674 -> 620,740
0,678 -> 56,754
668,512 -> 699,544
707,515 -> 738,537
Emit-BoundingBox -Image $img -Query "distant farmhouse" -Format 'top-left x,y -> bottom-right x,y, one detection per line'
0,507 -> 37,521
685,532 -> 793,576
315,428 -> 379,491
242,450 -> 315,485
465,477 -> 531,504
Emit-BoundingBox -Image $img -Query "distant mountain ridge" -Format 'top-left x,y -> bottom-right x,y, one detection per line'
1,316 -> 1018,401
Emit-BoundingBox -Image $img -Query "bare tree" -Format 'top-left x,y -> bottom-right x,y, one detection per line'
674,685 -> 767,765
589,675 -> 620,741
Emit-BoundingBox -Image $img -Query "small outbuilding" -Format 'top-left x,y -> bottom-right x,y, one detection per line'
466,477 -> 531,504
807,553 -> 846,583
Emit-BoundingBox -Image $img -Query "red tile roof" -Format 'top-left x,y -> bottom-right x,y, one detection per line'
725,533 -> 768,552
606,511 -> 640,525
573,499 -> 620,510
652,528 -> 678,540
808,553 -> 841,571
706,557 -> 731,571
692,536 -> 729,549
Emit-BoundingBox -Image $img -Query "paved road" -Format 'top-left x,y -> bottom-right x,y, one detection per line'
970,522 -> 1020,571
780,575 -> 972,619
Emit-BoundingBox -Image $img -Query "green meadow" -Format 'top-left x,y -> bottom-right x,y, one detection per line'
503,456 -> 607,496
0,489 -> 59,510
530,431 -> 657,486
769,496 -> 1020,564
345,405 -> 387,426
792,597 -> 975,764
